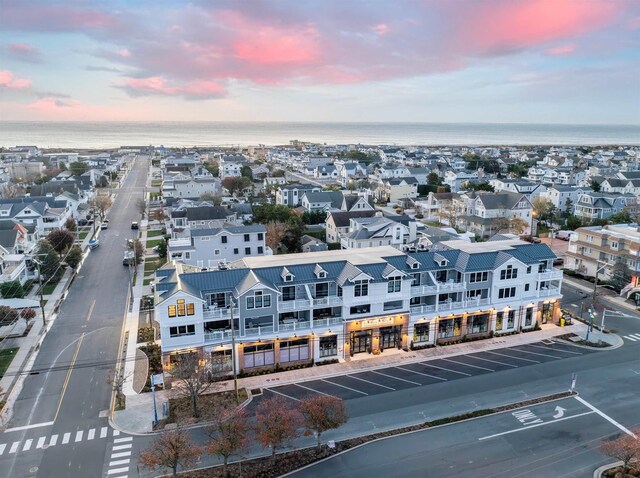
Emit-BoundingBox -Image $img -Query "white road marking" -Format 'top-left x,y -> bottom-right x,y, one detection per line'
62,433 -> 70,444
421,362 -> 471,376
510,346 -> 564,359
112,444 -> 133,451
36,436 -> 46,449
347,374 -> 396,390
100,427 -> 108,438
49,435 -> 58,446
265,387 -> 300,402
369,369 -> 421,386
485,350 -> 540,363
394,365 -> 447,381
87,429 -> 95,440
633,334 -> 640,340
113,437 -> 133,443
109,458 -> 130,466
624,335 -> 637,342
107,467 -> 129,475
75,430 -> 83,442
321,379 -> 368,395
441,357 -> 494,372
479,411 -> 595,441
3,421 -> 55,433
112,429 -> 120,436
574,396 -> 636,437
0,444 -> 6,455
110,451 -> 132,458
527,343 -> 582,355
294,383 -> 335,397
22,439 -> 32,451
9,441 -> 20,453
468,354 -> 518,368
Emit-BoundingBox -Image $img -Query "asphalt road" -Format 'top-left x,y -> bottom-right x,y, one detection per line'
0,158 -> 147,478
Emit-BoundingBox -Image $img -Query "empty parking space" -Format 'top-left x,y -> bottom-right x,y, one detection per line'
265,340 -> 593,403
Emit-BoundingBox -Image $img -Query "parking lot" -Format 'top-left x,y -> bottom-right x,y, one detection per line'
265,340 -> 593,402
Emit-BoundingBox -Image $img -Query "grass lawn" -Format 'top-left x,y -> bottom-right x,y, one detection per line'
146,229 -> 164,238
78,231 -> 89,240
42,281 -> 59,295
146,238 -> 164,249
151,180 -> 162,187
0,348 -> 19,379
144,258 -> 166,272
143,278 -> 154,286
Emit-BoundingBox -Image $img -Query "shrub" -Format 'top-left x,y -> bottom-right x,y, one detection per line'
138,327 -> 155,343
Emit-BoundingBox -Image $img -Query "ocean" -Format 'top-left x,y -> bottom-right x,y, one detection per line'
0,121 -> 638,149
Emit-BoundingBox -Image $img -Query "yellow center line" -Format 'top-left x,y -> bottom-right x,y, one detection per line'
86,299 -> 96,322
53,333 -> 84,422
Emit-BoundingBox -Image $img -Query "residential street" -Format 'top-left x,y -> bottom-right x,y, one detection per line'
0,158 -> 147,478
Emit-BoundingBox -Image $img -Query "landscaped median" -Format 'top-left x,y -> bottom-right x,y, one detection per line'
168,391 -> 576,478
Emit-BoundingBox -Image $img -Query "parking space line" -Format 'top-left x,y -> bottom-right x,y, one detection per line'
485,350 -> 540,363
574,396 -> 637,437
321,379 -> 368,395
369,370 -> 421,386
347,374 -> 396,391
441,357 -> 494,372
468,355 -> 518,368
395,366 -> 447,381
509,346 -> 564,359
421,362 -> 471,376
265,388 -> 301,402
527,343 -> 582,355
294,383 -> 335,397
478,411 -> 595,441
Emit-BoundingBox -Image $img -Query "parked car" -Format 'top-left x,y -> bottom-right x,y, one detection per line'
100,220 -> 109,230
520,235 -> 541,244
89,239 -> 99,249
77,218 -> 88,226
131,221 -> 139,230
555,230 -> 575,241
553,258 -> 564,266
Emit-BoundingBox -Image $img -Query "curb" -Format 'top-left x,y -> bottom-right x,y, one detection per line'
593,461 -> 622,478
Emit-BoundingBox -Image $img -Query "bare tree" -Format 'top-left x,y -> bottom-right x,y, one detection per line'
438,202 -> 458,228
20,308 -> 36,328
0,183 -> 26,198
171,353 -> 217,419
599,432 -> 640,474
151,208 -> 167,223
139,428 -> 202,477
199,193 -> 222,205
137,198 -> 147,218
107,368 -> 131,410
509,217 -> 530,235
265,221 -> 289,252
206,407 -> 251,477
89,195 -> 112,221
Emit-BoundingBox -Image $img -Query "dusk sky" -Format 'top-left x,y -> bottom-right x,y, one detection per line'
1,0 -> 639,124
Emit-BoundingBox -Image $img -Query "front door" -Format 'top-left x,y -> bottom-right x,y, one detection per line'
380,326 -> 401,348
350,330 -> 372,354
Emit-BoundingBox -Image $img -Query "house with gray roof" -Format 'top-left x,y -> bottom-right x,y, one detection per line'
454,191 -> 533,238
153,239 -> 562,368
574,192 -> 638,221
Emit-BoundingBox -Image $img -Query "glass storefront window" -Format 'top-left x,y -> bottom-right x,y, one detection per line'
319,335 -> 337,357
525,307 -> 533,326
467,313 -> 489,334
414,323 -> 430,343
496,312 -> 504,331
438,317 -> 462,339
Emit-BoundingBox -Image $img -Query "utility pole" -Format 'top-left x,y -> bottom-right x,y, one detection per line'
229,299 -> 239,404
34,259 -> 46,327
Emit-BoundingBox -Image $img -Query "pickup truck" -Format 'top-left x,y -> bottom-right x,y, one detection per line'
123,251 -> 135,266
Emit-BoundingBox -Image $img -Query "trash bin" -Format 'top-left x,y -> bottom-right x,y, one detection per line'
560,317 -> 565,327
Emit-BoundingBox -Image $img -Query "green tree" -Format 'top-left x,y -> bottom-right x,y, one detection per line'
65,217 -> 77,232
59,162 -> 67,171
531,197 -> 554,224
65,245 -> 84,270
69,161 -> 89,176
156,239 -> 167,259
609,263 -> 632,292
607,210 -> 632,224
253,204 -> 296,223
204,161 -> 219,177
0,280 -> 25,299
36,239 -> 62,281
590,179 -> 601,192
427,173 -> 441,185
464,181 -> 495,192
221,176 -> 252,195
240,165 -> 253,179
566,215 -> 583,230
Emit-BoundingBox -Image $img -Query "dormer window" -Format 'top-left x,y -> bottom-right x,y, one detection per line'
284,274 -> 293,282
318,271 -> 326,279
411,262 -> 419,269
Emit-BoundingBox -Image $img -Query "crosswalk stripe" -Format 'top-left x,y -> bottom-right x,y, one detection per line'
632,333 -> 640,339
75,431 -> 83,442
49,435 -> 58,447
62,433 -> 70,444
107,467 -> 129,475
10,441 -> 20,453
0,444 -> 6,455
36,437 -> 46,449
87,429 -> 95,440
109,458 -> 130,466
110,451 -> 131,458
113,437 -> 132,443
100,427 -> 108,438
112,444 -> 132,451
22,439 -> 32,451
625,335 -> 638,341
112,429 -> 120,436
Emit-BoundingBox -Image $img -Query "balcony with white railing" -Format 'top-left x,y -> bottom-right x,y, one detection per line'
437,281 -> 467,292
278,320 -> 311,332
312,316 -> 343,328
437,300 -> 466,312
243,325 -> 275,337
411,284 -> 439,295
204,330 -> 232,343
312,296 -> 343,307
538,270 -> 563,281
167,237 -> 192,248
538,287 -> 561,297
278,298 -> 311,311
203,307 -> 232,321
410,304 -> 437,315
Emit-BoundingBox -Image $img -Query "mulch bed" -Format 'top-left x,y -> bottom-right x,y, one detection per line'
175,391 -> 574,477
603,465 -> 640,477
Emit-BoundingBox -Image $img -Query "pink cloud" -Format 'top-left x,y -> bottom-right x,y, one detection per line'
545,43 -> 576,56
119,77 -> 225,99
6,43 -> 43,63
372,23 -> 389,36
0,70 -> 32,90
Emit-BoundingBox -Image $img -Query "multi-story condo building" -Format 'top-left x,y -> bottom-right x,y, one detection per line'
167,224 -> 268,268
155,239 -> 562,370
566,224 -> 640,295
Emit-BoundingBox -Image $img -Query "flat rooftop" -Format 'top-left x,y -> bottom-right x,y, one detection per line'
440,239 -> 528,253
237,246 -> 404,268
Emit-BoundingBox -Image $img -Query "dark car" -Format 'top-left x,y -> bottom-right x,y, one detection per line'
131,221 -> 139,230
520,235 -> 541,244
553,258 -> 564,266
77,218 -> 88,226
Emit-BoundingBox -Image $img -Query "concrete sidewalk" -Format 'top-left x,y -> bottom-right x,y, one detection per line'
111,320 -> 602,435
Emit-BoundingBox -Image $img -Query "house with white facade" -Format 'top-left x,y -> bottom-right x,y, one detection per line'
455,191 -> 533,238
275,184 -> 322,207
219,155 -> 246,179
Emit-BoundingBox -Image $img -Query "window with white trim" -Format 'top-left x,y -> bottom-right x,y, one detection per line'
387,276 -> 402,293
246,291 -> 271,309
500,265 -> 517,280
354,279 -> 369,297
169,324 -> 195,337
498,287 -> 516,299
